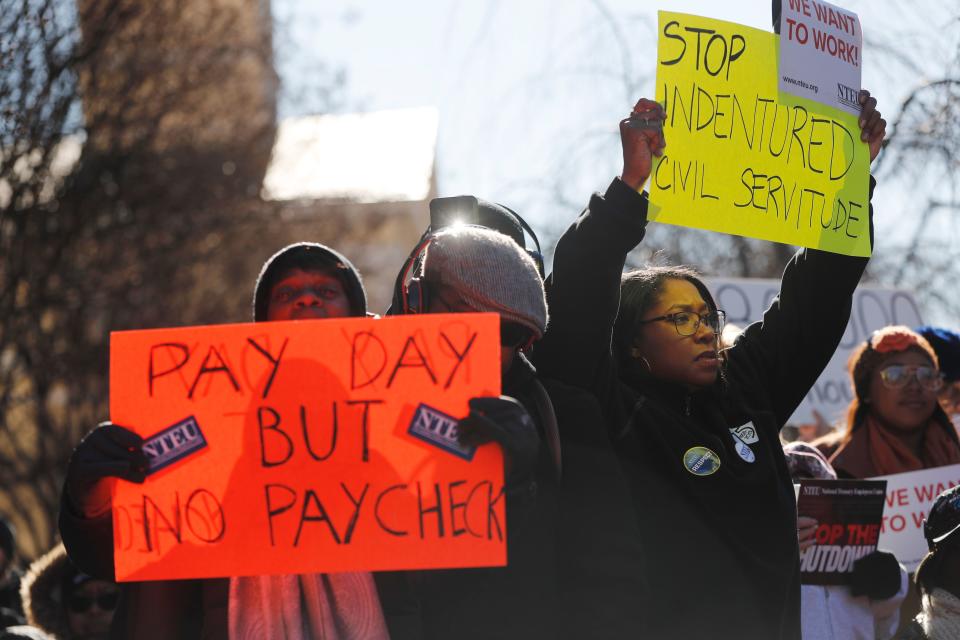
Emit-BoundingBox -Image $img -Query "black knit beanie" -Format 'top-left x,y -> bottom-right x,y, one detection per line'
253,243 -> 367,322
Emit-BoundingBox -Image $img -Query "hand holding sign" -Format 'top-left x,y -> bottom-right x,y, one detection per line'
848,550 -> 902,600
856,90 -> 886,162
798,515 -> 819,551
66,422 -> 148,517
457,396 -> 539,485
620,98 -> 667,190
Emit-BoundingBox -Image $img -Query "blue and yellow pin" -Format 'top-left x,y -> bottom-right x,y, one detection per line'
683,446 -> 721,476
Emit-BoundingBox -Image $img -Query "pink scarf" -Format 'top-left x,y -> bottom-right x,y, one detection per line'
228,573 -> 389,640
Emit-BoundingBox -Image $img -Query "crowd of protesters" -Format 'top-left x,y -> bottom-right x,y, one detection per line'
5,18 -> 960,640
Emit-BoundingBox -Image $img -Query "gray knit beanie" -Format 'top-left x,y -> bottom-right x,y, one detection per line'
423,226 -> 548,339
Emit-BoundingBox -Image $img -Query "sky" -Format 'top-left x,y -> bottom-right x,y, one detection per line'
272,1 -> 776,214
271,0 -> 958,317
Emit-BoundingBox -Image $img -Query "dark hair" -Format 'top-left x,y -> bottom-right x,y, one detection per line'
612,265 -> 719,374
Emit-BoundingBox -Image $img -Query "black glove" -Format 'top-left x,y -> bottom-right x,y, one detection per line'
457,396 -> 540,485
65,422 -> 148,514
848,550 -> 902,600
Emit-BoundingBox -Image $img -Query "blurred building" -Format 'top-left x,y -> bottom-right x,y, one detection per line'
259,107 -> 438,311
0,0 -> 435,561
73,0 -> 436,317
76,0 -> 278,196
131,106 -> 437,327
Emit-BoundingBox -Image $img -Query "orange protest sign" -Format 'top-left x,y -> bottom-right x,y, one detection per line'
109,313 -> 503,582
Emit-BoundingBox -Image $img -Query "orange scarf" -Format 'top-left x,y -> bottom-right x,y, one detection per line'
865,414 -> 960,476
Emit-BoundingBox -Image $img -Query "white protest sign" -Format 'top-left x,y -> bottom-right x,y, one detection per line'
707,278 -> 923,426
778,0 -> 862,115
872,464 -> 960,572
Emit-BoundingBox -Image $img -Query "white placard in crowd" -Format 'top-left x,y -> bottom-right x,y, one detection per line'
778,0 -> 862,115
871,464 -> 960,572
706,279 -> 924,426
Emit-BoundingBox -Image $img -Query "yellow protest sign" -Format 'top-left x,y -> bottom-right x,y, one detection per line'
649,12 -> 871,257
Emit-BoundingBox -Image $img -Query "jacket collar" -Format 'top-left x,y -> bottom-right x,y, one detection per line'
503,351 -> 537,395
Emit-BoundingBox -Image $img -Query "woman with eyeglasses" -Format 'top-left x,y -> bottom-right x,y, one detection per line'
824,326 -> 960,478
534,90 -> 886,639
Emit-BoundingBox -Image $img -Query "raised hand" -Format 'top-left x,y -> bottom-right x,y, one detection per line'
620,97 -> 667,190
857,89 -> 886,164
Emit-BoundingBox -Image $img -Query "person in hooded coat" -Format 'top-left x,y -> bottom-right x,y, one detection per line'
58,243 -> 389,640
20,544 -> 117,640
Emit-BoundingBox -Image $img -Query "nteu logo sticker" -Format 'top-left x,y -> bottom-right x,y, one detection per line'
408,403 -> 476,461
143,416 -> 208,475
683,446 -> 721,476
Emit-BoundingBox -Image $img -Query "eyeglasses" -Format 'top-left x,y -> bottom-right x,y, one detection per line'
67,592 -> 119,614
879,365 -> 943,391
638,310 -> 726,338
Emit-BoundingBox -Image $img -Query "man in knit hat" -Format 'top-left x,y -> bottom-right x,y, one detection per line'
379,222 -> 646,640
421,226 -> 548,374
58,243 -> 390,640
377,224 -> 554,639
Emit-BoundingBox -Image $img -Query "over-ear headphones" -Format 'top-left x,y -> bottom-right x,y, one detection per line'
388,196 -> 545,315
397,234 -> 436,315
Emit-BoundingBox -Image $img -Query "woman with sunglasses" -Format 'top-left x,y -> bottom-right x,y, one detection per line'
534,90 -> 886,639
825,326 -> 960,478
21,544 -> 118,640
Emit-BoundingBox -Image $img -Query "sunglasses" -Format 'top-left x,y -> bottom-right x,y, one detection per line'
68,591 -> 119,614
879,365 -> 943,391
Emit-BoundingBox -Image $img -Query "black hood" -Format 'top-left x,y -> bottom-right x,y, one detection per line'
253,243 -> 367,321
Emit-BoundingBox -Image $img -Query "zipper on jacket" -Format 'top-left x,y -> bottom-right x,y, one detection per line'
684,394 -> 692,417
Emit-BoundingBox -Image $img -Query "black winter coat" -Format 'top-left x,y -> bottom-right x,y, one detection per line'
379,353 -> 647,639
534,177 -> 873,639
58,242 -> 369,640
